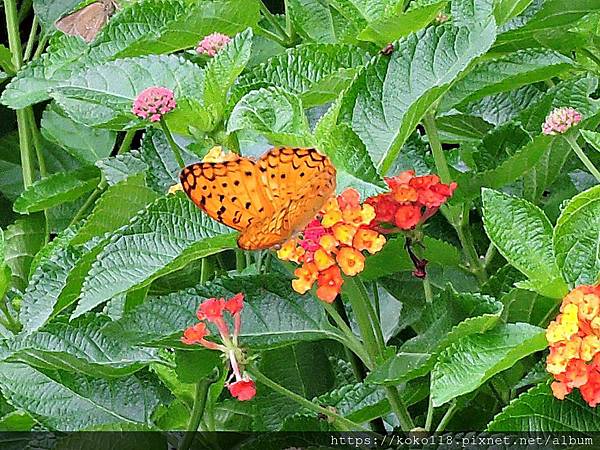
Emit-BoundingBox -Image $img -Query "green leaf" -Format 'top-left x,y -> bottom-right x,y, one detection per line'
358,1 -> 448,44
104,274 -> 342,349
581,130 -> 600,153
3,215 -> 46,292
0,315 -> 159,377
0,410 -> 35,431
40,105 -> 117,164
95,152 -> 149,187
431,323 -> 546,406
439,49 -> 571,112
0,363 -> 163,431
13,166 -> 100,214
481,189 -> 568,298
554,185 -> 600,287
73,194 -> 236,318
314,101 -> 385,198
0,229 -> 10,301
228,86 -> 312,147
287,0 -> 362,44
71,173 -> 159,245
51,54 -> 208,134
367,287 -> 503,385
340,17 -> 496,172
232,43 -> 368,108
501,288 -> 559,327
487,383 -> 600,431
0,44 -> 15,75
316,382 -> 388,423
174,350 -> 221,384
494,0 -> 534,25
204,28 -> 253,122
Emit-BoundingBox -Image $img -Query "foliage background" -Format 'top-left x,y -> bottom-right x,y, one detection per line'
0,0 -> 599,440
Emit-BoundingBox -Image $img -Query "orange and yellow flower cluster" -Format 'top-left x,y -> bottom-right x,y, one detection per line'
546,284 -> 600,407
366,171 -> 457,231
277,189 -> 386,303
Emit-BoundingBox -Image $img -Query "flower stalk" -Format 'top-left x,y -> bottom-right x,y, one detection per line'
565,133 -> 600,183
178,377 -> 212,450
160,118 -> 185,169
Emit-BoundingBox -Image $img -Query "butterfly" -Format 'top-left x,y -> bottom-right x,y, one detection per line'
180,147 -> 336,250
55,0 -> 119,43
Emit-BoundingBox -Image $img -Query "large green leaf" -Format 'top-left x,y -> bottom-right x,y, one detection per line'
204,28 -> 253,122
554,185 -> 600,287
105,274 -> 342,349
494,0 -> 534,25
71,173 -> 159,245
0,315 -> 159,377
482,189 -> 568,298
0,363 -> 163,431
232,43 -> 368,109
40,105 -> 117,164
367,287 -> 503,385
439,49 -> 571,112
3,215 -> 46,292
487,383 -> 600,431
51,54 -> 208,134
228,86 -> 312,147
73,194 -> 236,318
287,0 -> 362,44
3,0 -> 260,109
13,166 -> 100,214
95,152 -> 149,187
431,323 -> 546,406
340,17 -> 496,172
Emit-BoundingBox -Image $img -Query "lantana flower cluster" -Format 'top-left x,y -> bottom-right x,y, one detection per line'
182,293 -> 256,401
542,107 -> 582,135
546,284 -> 600,407
196,32 -> 231,56
277,189 -> 386,303
366,170 -> 457,231
131,86 -> 176,122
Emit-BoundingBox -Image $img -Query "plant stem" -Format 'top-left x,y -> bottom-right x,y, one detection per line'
160,119 -> 185,168
0,300 -> 19,332
26,108 -> 47,177
423,276 -> 434,303
456,208 -> 487,283
322,301 -> 371,368
423,112 -> 451,184
117,130 -> 136,156
68,183 -> 106,226
342,276 -> 414,431
235,250 -> 245,272
23,16 -> 38,62
5,0 -> 35,189
247,365 -> 369,431
566,133 -> 600,182
178,378 -> 211,450
425,393 -> 434,431
32,33 -> 48,60
435,401 -> 457,432
284,0 -> 297,43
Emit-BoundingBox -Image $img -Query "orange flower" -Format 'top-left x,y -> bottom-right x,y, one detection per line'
182,322 -> 210,345
321,198 -> 343,227
336,247 -> 365,276
292,263 -> 318,294
277,238 -> 305,263
392,185 -> 418,202
546,284 -> 600,407
394,204 -> 421,229
314,248 -> 335,271
353,228 -> 386,254
332,223 -> 357,246
316,265 -> 343,303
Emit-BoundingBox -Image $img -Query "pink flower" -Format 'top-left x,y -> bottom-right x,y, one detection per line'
542,107 -> 582,135
196,298 -> 226,322
227,378 -> 256,401
196,32 -> 231,57
224,293 -> 244,315
131,86 -> 176,122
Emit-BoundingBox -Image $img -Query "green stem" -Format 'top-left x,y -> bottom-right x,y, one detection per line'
456,209 -> 487,283
384,385 -> 415,431
283,0 -> 297,43
235,250 -> 246,272
247,365 -> 369,431
322,301 -> 371,368
69,183 -> 106,226
435,401 -> 457,432
259,1 -> 291,44
566,133 -> 600,182
32,33 -> 48,60
160,119 -> 185,168
0,300 -> 19,332
422,112 -> 452,184
200,258 -> 211,284
483,242 -> 496,268
357,278 -> 386,352
424,393 -> 434,431
26,108 -> 47,177
423,276 -> 434,303
117,130 -> 136,156
178,379 -> 211,450
23,15 -> 38,62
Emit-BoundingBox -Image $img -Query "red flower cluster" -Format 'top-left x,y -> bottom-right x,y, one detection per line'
277,189 -> 386,303
366,171 -> 457,231
546,285 -> 600,407
182,293 -> 256,401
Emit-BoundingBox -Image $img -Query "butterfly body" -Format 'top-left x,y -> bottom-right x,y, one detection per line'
55,0 -> 118,42
180,147 -> 336,250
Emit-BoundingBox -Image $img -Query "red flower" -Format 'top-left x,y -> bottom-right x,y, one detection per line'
316,265 -> 344,303
197,298 -> 225,322
225,293 -> 244,315
394,204 -> 421,229
181,322 -> 209,345
227,379 -> 256,401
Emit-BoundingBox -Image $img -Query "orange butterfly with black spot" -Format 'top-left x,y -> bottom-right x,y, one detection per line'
180,147 -> 336,250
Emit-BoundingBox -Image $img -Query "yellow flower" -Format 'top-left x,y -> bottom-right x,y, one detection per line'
332,223 -> 357,246
336,247 -> 365,276
321,198 -> 343,227
277,239 -> 305,263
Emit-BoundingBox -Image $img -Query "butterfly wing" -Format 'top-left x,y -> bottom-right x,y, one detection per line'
180,157 -> 275,232
55,1 -> 113,42
237,147 -> 336,250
